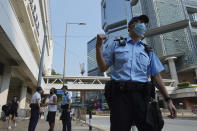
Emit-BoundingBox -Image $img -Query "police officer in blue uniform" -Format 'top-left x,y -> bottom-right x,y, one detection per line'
60,85 -> 72,131
96,15 -> 177,131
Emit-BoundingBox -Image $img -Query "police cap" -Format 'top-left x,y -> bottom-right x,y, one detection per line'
36,86 -> 43,92
61,85 -> 68,90
128,15 -> 149,26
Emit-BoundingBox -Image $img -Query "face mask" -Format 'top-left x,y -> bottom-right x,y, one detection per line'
134,23 -> 146,36
50,91 -> 53,95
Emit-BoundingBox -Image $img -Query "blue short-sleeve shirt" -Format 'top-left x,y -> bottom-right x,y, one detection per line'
62,91 -> 71,105
103,37 -> 164,82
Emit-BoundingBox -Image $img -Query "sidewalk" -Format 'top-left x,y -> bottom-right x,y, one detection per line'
0,118 -> 103,131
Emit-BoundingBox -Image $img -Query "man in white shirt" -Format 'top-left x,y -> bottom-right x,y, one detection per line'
28,87 -> 43,131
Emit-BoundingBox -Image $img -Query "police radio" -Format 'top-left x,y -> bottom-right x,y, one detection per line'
114,36 -> 127,46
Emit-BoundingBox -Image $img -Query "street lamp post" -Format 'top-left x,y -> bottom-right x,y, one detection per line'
37,23 -> 48,88
62,22 -> 86,87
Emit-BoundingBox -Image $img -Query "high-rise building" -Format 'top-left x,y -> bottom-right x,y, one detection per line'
137,0 -> 197,84
87,37 -> 104,76
0,0 -> 53,113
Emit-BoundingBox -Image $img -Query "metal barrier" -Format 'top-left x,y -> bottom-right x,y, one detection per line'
18,109 -> 31,118
73,107 -> 87,122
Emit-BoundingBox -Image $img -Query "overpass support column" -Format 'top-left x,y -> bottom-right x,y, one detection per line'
80,91 -> 86,105
0,66 -> 11,113
165,57 -> 179,85
20,86 -> 27,109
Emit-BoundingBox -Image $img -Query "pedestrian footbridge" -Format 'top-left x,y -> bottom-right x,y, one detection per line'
43,75 -> 176,94
43,75 -> 110,94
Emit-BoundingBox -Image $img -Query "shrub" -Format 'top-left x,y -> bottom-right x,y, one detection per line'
187,86 -> 197,88
177,82 -> 190,88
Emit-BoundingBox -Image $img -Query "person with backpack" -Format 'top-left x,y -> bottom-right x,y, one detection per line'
96,15 -> 177,131
2,104 -> 10,121
8,96 -> 19,130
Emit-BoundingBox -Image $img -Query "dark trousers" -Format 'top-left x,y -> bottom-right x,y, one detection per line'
28,107 -> 39,131
110,90 -> 161,131
62,112 -> 71,131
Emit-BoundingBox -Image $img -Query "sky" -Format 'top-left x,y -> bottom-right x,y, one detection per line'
50,0 -> 104,76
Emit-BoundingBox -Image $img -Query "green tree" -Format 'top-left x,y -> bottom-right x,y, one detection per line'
51,69 -> 60,75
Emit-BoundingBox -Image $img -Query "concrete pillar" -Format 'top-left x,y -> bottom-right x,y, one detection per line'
80,91 -> 86,105
104,72 -> 107,77
165,57 -> 179,85
0,66 -> 11,111
19,86 -> 27,109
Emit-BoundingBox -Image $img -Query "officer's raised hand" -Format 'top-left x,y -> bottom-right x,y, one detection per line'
96,34 -> 107,49
96,34 -> 108,72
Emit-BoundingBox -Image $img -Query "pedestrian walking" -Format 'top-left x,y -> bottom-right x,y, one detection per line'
60,85 -> 72,131
28,87 -> 43,131
96,15 -> 177,131
46,88 -> 57,131
8,96 -> 19,130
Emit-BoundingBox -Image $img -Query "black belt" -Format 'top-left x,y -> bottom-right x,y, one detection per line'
61,104 -> 69,109
110,80 -> 150,91
29,103 -> 39,109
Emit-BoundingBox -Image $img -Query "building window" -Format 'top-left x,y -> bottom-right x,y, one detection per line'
193,13 -> 197,21
103,1 -> 106,19
27,87 -> 32,95
29,0 -> 34,4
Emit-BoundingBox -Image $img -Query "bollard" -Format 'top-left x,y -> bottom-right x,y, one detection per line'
89,110 -> 92,131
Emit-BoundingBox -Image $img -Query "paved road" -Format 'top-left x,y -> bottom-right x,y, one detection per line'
87,115 -> 197,131
0,119 -> 102,131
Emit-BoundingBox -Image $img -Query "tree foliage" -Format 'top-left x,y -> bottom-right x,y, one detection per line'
51,69 -> 60,75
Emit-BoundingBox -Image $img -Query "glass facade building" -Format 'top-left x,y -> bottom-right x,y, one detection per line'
87,37 -> 104,76
139,0 -> 197,83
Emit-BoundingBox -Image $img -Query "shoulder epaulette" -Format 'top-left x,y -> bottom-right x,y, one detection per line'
64,92 -> 68,96
142,42 -> 153,55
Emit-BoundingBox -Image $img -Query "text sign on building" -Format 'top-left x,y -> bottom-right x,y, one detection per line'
29,0 -> 40,36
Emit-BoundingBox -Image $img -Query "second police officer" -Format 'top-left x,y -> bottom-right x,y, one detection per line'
60,85 -> 72,131
96,15 -> 177,131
